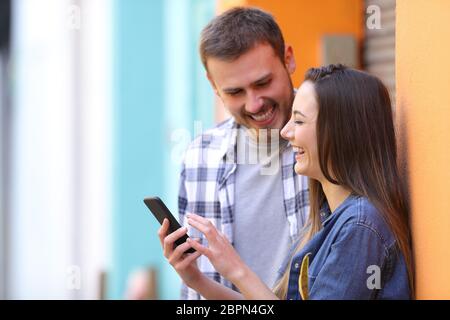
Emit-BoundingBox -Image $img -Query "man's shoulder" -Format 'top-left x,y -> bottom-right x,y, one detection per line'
186,117 -> 236,151
192,117 -> 235,144
182,117 -> 237,168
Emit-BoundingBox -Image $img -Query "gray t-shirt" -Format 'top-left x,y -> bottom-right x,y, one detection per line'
233,127 -> 292,288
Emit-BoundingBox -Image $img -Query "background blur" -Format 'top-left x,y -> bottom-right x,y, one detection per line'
0,0 -> 449,299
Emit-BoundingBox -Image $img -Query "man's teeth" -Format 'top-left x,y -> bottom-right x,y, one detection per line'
250,107 -> 275,122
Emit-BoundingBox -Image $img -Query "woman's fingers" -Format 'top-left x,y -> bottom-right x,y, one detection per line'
187,217 -> 218,241
187,238 -> 211,258
169,240 -> 196,265
175,251 -> 202,270
163,226 -> 188,258
186,213 -> 210,226
186,213 -> 224,241
171,239 -> 203,271
158,218 -> 170,246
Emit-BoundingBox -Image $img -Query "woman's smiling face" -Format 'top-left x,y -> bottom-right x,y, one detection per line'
281,80 -> 323,181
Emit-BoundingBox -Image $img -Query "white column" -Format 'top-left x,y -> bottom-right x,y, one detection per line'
10,0 -> 76,299
9,0 -> 112,299
77,0 -> 112,300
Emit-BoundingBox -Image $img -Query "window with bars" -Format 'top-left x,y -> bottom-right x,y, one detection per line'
364,0 -> 396,108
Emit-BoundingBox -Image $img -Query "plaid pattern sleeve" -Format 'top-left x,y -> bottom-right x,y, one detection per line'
178,118 -> 309,300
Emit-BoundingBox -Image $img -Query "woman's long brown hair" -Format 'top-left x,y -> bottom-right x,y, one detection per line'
273,64 -> 414,299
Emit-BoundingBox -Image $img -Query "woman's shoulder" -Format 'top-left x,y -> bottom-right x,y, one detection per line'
337,195 -> 397,249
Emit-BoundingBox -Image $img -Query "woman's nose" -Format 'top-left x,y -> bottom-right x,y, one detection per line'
280,119 -> 294,140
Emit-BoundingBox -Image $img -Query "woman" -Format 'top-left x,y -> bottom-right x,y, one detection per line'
158,64 -> 414,299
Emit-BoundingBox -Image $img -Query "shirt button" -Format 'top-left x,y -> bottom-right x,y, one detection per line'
294,263 -> 300,269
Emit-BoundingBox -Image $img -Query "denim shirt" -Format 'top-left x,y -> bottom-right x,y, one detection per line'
283,194 -> 411,300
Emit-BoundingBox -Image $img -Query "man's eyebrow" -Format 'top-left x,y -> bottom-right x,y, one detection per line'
252,73 -> 272,85
223,86 -> 242,93
222,73 -> 273,93
293,110 -> 306,117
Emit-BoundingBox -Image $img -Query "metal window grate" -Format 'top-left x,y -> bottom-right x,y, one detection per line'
364,0 -> 396,109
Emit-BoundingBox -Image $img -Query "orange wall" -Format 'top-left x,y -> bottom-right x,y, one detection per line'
217,0 -> 246,13
216,0 -> 450,298
218,0 -> 363,87
396,0 -> 450,299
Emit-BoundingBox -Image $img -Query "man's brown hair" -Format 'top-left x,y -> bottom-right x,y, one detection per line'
199,7 -> 286,71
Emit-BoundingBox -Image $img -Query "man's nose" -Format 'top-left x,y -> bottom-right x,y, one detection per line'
245,94 -> 264,114
280,119 -> 294,140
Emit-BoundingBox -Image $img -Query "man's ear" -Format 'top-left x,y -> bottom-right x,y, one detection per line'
206,72 -> 220,96
284,45 -> 296,75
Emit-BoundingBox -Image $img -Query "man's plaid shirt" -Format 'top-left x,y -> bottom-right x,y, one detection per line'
178,117 -> 310,299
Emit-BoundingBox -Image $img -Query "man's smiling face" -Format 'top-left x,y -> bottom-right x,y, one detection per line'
206,42 -> 296,131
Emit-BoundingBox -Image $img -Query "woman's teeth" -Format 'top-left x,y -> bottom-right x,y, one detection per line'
293,147 -> 305,154
250,106 -> 275,122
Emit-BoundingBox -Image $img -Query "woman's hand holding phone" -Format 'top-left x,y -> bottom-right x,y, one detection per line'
157,218 -> 204,288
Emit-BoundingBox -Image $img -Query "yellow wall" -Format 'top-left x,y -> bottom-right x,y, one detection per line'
396,0 -> 450,299
218,0 -> 363,87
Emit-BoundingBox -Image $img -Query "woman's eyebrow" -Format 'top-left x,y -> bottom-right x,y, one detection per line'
293,110 -> 306,117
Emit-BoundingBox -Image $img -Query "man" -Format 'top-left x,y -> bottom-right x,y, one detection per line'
179,7 -> 309,299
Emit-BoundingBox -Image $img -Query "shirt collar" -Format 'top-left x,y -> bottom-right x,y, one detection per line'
320,194 -> 357,226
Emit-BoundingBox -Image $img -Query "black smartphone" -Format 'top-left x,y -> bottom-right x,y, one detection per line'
144,196 -> 195,253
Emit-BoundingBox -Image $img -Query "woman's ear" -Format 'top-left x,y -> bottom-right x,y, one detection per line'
284,45 -> 296,75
